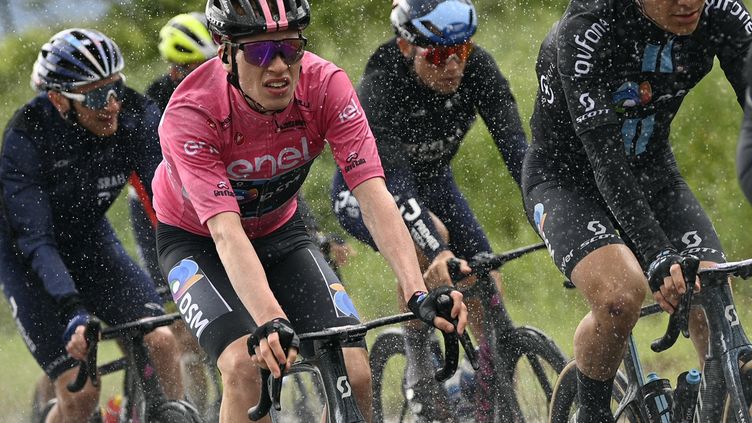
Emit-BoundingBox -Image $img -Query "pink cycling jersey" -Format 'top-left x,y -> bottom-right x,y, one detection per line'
153,52 -> 383,238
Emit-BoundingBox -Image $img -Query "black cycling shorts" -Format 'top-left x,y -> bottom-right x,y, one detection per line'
523,178 -> 725,279
156,214 -> 364,363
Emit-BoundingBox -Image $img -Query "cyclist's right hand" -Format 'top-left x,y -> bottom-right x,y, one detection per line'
62,309 -> 93,361
423,250 -> 471,287
408,286 -> 467,335
247,318 -> 300,378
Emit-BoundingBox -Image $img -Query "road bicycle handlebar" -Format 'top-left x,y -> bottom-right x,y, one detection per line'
248,304 -> 478,421
446,242 -> 547,283
651,258 -> 752,353
66,312 -> 183,393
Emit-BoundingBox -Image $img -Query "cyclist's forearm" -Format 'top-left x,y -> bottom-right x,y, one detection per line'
353,178 -> 426,300
208,212 -> 285,323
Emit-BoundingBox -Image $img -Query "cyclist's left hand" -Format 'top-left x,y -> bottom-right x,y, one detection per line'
647,251 -> 700,314
408,286 -> 467,335
423,250 -> 471,287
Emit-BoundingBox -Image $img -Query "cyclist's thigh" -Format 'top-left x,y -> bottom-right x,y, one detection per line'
331,169 -> 377,249
0,242 -> 77,379
420,167 -> 492,259
262,223 -> 364,354
158,224 -> 254,364
524,181 -> 625,280
650,181 -> 726,263
74,228 -> 164,326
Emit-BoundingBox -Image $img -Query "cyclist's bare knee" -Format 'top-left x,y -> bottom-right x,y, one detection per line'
343,347 -> 372,423
571,244 -> 646,336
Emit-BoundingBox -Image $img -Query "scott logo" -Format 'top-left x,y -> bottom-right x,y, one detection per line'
587,221 -> 606,235
725,305 -> 740,326
336,376 -> 352,398
579,93 -> 595,111
682,231 -> 702,248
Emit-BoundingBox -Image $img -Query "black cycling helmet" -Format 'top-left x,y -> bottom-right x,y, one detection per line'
33,28 -> 124,91
391,0 -> 477,47
206,0 -> 310,41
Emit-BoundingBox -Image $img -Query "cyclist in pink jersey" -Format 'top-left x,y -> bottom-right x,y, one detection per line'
152,1 -> 469,421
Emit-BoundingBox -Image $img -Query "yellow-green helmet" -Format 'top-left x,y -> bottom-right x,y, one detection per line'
158,12 -> 216,65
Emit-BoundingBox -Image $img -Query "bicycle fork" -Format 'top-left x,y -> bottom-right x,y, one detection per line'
311,340 -> 366,423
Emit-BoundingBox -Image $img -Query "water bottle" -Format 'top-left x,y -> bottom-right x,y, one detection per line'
102,394 -> 123,423
671,369 -> 701,423
641,372 -> 673,423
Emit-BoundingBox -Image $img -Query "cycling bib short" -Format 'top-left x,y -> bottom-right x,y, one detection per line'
156,213 -> 364,363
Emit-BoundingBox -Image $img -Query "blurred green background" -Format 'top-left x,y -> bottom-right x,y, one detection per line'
1,0 -> 751,420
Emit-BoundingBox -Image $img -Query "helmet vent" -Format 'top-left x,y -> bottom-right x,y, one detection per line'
230,0 -> 247,16
419,20 -> 444,38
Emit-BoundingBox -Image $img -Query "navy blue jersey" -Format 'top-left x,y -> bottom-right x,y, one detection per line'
0,88 -> 163,302
334,38 -> 527,261
527,0 -> 752,263
737,46 -> 752,204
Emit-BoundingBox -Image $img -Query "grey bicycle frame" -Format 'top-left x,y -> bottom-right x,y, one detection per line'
614,273 -> 752,422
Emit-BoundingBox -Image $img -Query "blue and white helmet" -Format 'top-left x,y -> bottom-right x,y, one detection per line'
32,28 -> 124,91
390,0 -> 477,47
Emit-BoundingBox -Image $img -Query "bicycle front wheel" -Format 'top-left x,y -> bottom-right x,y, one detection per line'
496,326 -> 567,422
548,360 -> 642,423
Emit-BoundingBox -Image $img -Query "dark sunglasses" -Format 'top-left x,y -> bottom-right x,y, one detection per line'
417,42 -> 474,67
61,78 -> 126,109
236,37 -> 307,68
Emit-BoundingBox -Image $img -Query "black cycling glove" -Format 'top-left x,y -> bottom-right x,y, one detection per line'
407,286 -> 456,327
247,318 -> 300,357
646,250 -> 700,293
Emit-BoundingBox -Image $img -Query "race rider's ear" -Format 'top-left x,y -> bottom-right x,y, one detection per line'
47,90 -> 71,118
396,37 -> 415,60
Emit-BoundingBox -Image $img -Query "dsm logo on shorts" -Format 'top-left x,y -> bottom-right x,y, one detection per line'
168,258 -> 232,339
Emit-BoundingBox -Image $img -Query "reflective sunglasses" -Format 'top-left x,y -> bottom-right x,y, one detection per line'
61,78 -> 126,109
416,42 -> 474,66
236,37 -> 307,67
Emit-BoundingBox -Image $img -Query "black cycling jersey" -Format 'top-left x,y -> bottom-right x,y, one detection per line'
737,47 -> 752,204
527,0 -> 752,264
359,38 -> 527,181
0,88 -> 163,302
333,38 -> 527,261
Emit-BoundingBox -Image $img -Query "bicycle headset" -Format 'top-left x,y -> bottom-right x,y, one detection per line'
159,12 -> 216,65
31,28 -> 124,92
390,0 -> 478,47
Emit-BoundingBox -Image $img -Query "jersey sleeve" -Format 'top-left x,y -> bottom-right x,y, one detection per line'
0,126 -> 79,302
159,101 -> 240,226
712,1 -> 752,107
558,13 -> 674,262
321,70 -> 385,190
356,68 -> 410,172
469,48 -> 528,187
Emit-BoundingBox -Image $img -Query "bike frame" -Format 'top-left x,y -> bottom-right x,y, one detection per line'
251,311 -> 474,423
613,267 -> 752,422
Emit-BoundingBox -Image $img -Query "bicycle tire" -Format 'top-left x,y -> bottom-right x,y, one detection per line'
494,326 -> 568,423
151,399 -> 204,423
548,360 -> 642,423
370,329 -> 408,423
